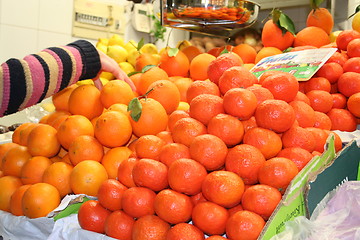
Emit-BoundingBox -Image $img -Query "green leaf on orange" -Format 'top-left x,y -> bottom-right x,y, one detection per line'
168,47 -> 179,57
272,8 -> 296,36
128,98 -> 142,122
128,71 -> 141,77
310,0 -> 324,9
137,38 -> 145,51
142,65 -> 156,73
220,48 -> 229,55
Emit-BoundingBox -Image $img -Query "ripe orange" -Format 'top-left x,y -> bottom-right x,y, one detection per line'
26,124 -> 60,157
207,236 -> 227,240
101,147 -> 132,179
223,88 -> 257,120
289,100 -> 316,128
226,210 -> 265,240
22,182 -> 61,218
117,157 -> 138,188
247,85 -> 274,104
336,29 -> 360,51
304,77 -> 331,93
94,111 -> 132,148
121,187 -> 156,218
294,26 -> 330,48
135,53 -> 160,72
255,99 -> 296,133
20,156 -> 52,184
2,145 -> 31,177
132,214 -> 170,240
68,135 -> 104,166
100,80 -> 136,108
343,57 -> 360,73
172,77 -> 193,102
154,189 -> 193,224
262,19 -> 295,51
294,91 -> 311,104
347,92 -> 360,117
207,113 -> 244,147
132,158 -> 168,192
306,90 -> 334,113
156,130 -> 173,144
166,223 -> 204,240
186,80 -> 220,103
305,127 -> 329,153
261,72 -> 299,102
78,199 -> 111,233
16,123 -> 38,147
97,179 -> 127,211
168,110 -> 190,132
254,47 -> 282,64
158,143 -> 190,167
277,147 -> 314,171
202,170 -> 245,208
0,142 -> 18,170
52,84 -> 77,112
327,108 -> 357,132
138,66 -> 169,96
181,45 -> 202,63
168,158 -> 207,195
147,79 -> 181,114
104,210 -> 135,240
243,127 -> 283,159
306,8 -> 334,34
258,157 -> 299,193
332,93 -> 347,109
9,184 -> 31,216
189,53 -> 216,80
192,201 -> 229,235
189,94 -> 224,126
347,38 -> 360,58
70,160 -> 108,196
232,43 -> 257,64
313,111 -> 332,130
0,176 -> 23,212
225,144 -> 266,185
171,117 -> 207,147
281,126 -> 316,152
42,162 -> 73,198
337,72 -> 360,97
129,98 -> 168,137
135,135 -> 166,160
242,184 -> 282,220
207,53 -> 243,85
159,48 -> 190,77
218,66 -> 258,95
315,62 -> 343,84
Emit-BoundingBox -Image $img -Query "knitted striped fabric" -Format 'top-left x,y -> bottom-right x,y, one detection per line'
0,40 -> 101,117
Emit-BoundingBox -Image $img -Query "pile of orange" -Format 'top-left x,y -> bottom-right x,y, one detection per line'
1,6 -> 360,240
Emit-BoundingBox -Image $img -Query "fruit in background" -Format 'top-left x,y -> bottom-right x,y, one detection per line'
96,38 -> 109,53
159,48 -> 190,77
306,7 -> 334,35
262,19 -> 295,51
232,44 -> 257,64
107,45 -> 128,63
108,34 -> 125,47
255,47 -> 282,64
181,45 -> 202,63
135,53 -> 160,72
207,53 -> 243,85
124,40 -> 138,52
336,29 -> 360,51
352,10 -> 360,32
127,48 -> 141,67
294,26 -> 331,48
119,62 -> 135,75
139,43 -> 158,55
176,40 -> 192,51
329,30 -> 342,42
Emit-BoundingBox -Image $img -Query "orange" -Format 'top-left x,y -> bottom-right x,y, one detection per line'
347,92 -> 360,117
343,57 -> 360,73
242,184 -> 282,220
156,131 -> 173,144
241,116 -> 258,133
258,70 -> 282,84
223,88 -> 257,120
186,80 -> 220,103
46,110 -> 71,127
306,8 -> 334,35
97,179 -> 127,211
0,176 -> 23,212
94,111 -> 132,147
42,162 -> 73,198
255,47 -> 282,64
336,29 -> 360,51
146,79 -> 181,114
255,99 -> 296,133
247,85 -> 274,104
171,117 -> 207,147
304,77 -> 331,93
316,62 -> 344,84
173,77 -> 194,102
68,135 -> 104,166
313,111 -> 332,130
121,187 -> 156,218
347,38 -> 360,58
2,145 -> 31,177
258,157 -> 299,193
192,201 -> 229,235
202,170 -> 244,208
104,210 -> 135,240
159,48 -> 190,77
225,144 -> 266,185
243,127 -> 283,159
261,72 -> 299,102
129,72 -> 143,90
325,130 -> 343,152
207,53 -> 243,85
135,53 -> 160,72
326,51 -> 349,66
77,199 -> 111,233
181,45 -> 202,63
0,142 -> 18,170
166,223 -> 204,240
132,158 -> 168,192
306,90 -> 334,113
49,113 -> 70,131
101,146 -> 132,179
154,189 -> 193,224
117,157 -> 138,188
132,214 -> 170,240
134,135 -> 166,160
332,93 -> 347,109
218,66 -> 258,95
294,91 -> 311,105
57,114 -> 94,150
22,182 -> 61,218
26,123 -> 60,157
52,84 -> 77,112
305,127 -> 329,153
190,192 -> 207,206
189,53 -> 216,80
294,26 -> 330,48
158,143 -> 190,167
337,72 -> 360,97
281,126 -> 317,152
327,108 -> 357,132
129,98 -> 168,137
207,113 -> 244,147
261,19 -> 295,51
9,184 -> 31,216
233,43 -> 257,64
168,158 -> 207,195
277,147 -> 314,171
226,210 -> 265,240
138,66 -> 169,95
168,110 -> 190,132
68,84 -> 104,120
189,134 -> 228,171
207,236 -> 227,240
20,156 -> 52,184
70,160 -> 108,196
100,80 -> 136,108
16,123 -> 38,147
189,94 -> 224,126
289,100 -> 316,128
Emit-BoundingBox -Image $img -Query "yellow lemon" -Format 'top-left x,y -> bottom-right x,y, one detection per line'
329,30 -> 342,43
176,40 -> 192,50
77,79 -> 94,86
100,71 -> 115,80
108,34 -> 125,47
352,12 -> 360,32
107,45 -> 128,63
139,43 -> 158,55
96,43 -> 108,54
97,38 -> 109,46
127,49 -> 140,67
119,62 -> 135,75
177,101 -> 190,111
100,78 -> 110,86
124,40 -> 138,53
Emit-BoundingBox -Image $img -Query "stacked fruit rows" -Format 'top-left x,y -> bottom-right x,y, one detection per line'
0,5 -> 360,240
